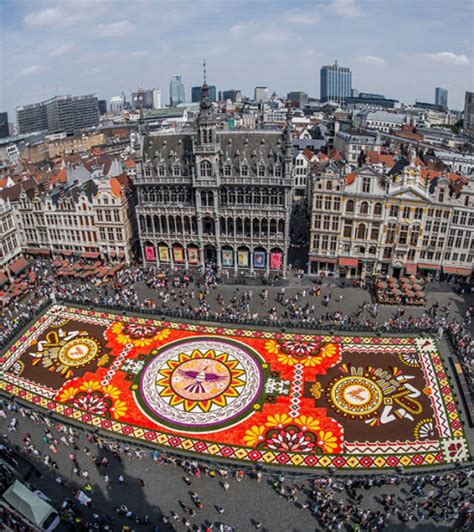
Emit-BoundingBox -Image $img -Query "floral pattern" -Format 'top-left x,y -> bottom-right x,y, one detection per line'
105,320 -> 171,355
265,339 -> 341,367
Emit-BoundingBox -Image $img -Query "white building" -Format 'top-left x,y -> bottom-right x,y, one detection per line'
434,150 -> 474,176
254,86 -> 269,103
152,88 -> 162,109
0,198 -> 22,274
109,96 -> 124,114
355,110 -> 406,133
334,129 -> 382,163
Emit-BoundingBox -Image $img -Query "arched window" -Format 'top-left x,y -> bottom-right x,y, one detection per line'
219,217 -> 226,235
357,224 -> 366,239
278,219 -> 285,234
374,202 -> 383,216
236,217 -> 243,235
139,215 -> 145,233
346,200 -> 354,213
253,218 -> 260,236
261,218 -> 268,235
153,215 -> 160,233
244,218 -> 251,237
326,180 -> 332,191
270,219 -> 277,235
146,215 -> 152,232
360,201 -> 369,215
228,218 -> 234,235
237,188 -> 244,204
160,215 -> 167,233
168,216 -> 175,233
200,160 -> 212,177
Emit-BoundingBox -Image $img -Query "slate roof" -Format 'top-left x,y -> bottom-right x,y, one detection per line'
143,130 -> 287,177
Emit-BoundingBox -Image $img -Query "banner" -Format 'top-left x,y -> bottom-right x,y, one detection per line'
254,251 -> 266,269
173,246 -> 184,263
187,247 -> 199,265
144,245 -> 155,262
270,251 -> 282,270
222,249 -> 234,267
158,245 -> 170,262
237,250 -> 249,267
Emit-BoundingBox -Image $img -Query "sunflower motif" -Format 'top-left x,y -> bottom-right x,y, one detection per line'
316,430 -> 339,453
154,348 -> 245,413
310,381 -> 323,399
266,339 -> 341,367
295,415 -> 321,431
243,425 -> 266,446
108,321 -> 171,348
265,413 -> 293,428
57,381 -> 127,420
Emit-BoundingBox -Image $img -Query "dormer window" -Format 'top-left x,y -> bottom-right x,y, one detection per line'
173,164 -> 180,177
158,166 -> 165,176
274,165 -> 281,177
144,165 -> 151,177
224,164 -> 231,177
258,165 -> 265,177
241,164 -> 248,177
200,160 -> 212,177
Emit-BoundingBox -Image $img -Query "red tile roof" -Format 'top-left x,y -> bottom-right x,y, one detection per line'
345,172 -> 356,185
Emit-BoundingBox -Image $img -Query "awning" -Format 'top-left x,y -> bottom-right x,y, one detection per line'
443,266 -> 458,274
404,263 -> 417,274
81,251 -> 100,259
3,480 -> 55,526
8,257 -> 30,276
339,257 -> 359,268
25,248 -> 50,256
312,257 -> 337,264
0,272 -> 9,287
444,266 -> 472,276
418,263 -> 440,271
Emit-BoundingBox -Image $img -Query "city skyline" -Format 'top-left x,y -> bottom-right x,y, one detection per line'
1,0 -> 473,121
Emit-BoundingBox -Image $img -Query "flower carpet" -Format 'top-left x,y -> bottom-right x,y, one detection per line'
0,305 -> 469,469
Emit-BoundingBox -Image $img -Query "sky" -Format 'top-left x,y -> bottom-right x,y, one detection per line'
0,0 -> 473,123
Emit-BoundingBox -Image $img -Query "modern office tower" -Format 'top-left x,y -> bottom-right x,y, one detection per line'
287,91 -> 309,108
464,91 -> 474,134
0,112 -> 9,138
16,102 -> 48,134
170,75 -> 185,106
17,95 -> 99,134
131,89 -> 155,110
110,96 -> 124,114
192,85 -> 217,102
435,87 -> 448,109
222,90 -> 242,102
254,86 -> 269,102
98,99 -> 107,115
152,89 -> 162,109
320,61 -> 352,103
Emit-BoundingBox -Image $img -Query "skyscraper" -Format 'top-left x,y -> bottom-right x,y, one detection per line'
170,75 -> 185,106
17,95 -> 99,134
254,86 -> 269,102
435,87 -> 448,109
320,61 -> 352,103
152,89 -> 162,109
0,112 -> 9,138
192,85 -> 217,103
98,99 -> 107,115
464,91 -> 474,134
222,90 -> 242,102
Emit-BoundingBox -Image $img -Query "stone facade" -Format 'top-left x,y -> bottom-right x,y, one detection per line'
0,198 -> 22,272
309,163 -> 474,278
134,83 -> 293,275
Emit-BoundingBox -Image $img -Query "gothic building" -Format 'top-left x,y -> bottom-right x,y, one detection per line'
134,82 -> 294,275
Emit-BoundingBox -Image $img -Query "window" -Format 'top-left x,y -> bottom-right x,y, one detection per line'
315,195 -> 323,209
144,165 -> 151,177
343,222 -> 352,238
258,165 -> 265,177
346,200 -> 354,213
386,223 -> 396,244
200,160 -> 212,177
389,205 -> 399,218
241,164 -> 248,177
398,224 -> 408,245
370,224 -> 380,241
274,165 -> 281,177
410,227 -> 420,246
362,176 -> 370,193
224,165 -> 231,177
173,165 -> 180,176
159,166 -> 165,176
360,202 -> 369,215
357,224 -> 366,239
414,207 -> 422,220
374,203 -> 382,216
326,180 -> 332,191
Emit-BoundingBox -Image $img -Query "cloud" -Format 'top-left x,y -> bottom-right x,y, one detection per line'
94,20 -> 136,37
229,21 -> 254,37
253,29 -> 294,43
50,42 -> 75,57
424,52 -> 470,65
128,50 -> 149,59
328,0 -> 363,18
24,8 -> 62,27
358,55 -> 385,65
283,9 -> 321,25
15,65 -> 47,78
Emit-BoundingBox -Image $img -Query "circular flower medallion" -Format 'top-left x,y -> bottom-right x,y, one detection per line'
58,338 -> 100,368
329,376 -> 383,417
139,337 -> 263,429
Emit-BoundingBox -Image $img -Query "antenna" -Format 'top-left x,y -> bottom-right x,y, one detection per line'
203,59 -> 207,85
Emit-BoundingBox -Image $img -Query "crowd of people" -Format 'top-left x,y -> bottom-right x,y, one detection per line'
0,258 -> 473,530
1,398 -> 473,531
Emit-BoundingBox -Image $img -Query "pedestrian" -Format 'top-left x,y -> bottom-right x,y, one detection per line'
118,474 -> 124,484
